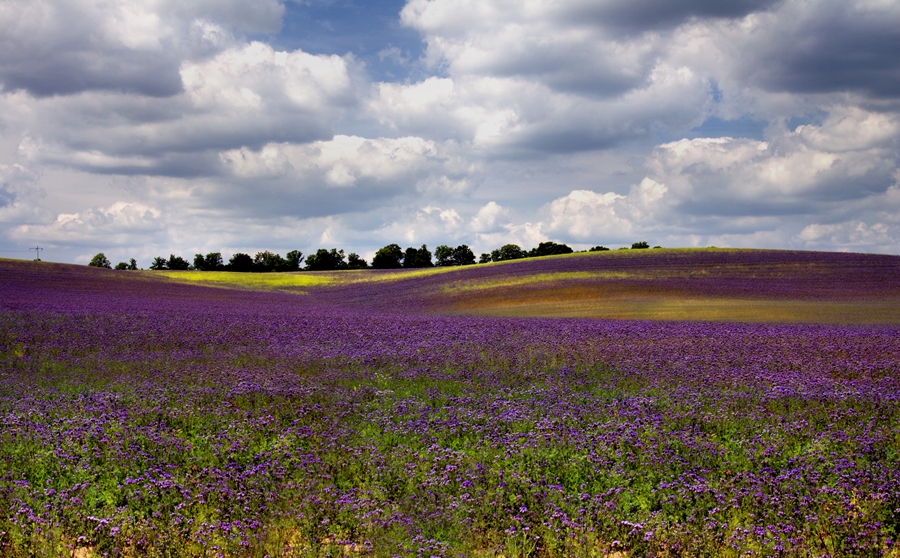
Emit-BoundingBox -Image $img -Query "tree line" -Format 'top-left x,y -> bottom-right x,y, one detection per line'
88,241 -> 658,272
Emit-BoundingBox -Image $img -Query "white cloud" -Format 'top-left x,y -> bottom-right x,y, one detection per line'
2,0 -> 900,261
11,201 -> 163,245
646,106 -> 899,209
220,135 -> 438,184
474,221 -> 546,253
181,42 -> 354,112
470,201 -> 508,232
799,220 -> 897,251
0,0 -> 284,97
542,178 -> 668,241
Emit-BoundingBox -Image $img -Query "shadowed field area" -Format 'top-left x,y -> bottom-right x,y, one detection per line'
312,248 -> 900,323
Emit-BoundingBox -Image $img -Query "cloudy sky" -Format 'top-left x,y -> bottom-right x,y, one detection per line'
1,0 -> 899,265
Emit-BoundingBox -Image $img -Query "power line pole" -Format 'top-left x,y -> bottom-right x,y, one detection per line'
30,246 -> 43,261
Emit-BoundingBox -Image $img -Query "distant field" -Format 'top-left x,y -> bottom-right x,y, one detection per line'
2,251 -> 899,556
142,248 -> 900,323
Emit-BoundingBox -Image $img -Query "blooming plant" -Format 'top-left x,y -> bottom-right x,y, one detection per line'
1,252 -> 899,556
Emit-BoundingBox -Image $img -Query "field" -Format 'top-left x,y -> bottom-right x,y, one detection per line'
1,249 -> 900,557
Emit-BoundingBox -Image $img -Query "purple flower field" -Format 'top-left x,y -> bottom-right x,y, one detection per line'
1,252 -> 900,556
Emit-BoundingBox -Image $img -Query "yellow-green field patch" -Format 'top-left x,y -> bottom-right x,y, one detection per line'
155,270 -> 334,291
454,295 -> 900,324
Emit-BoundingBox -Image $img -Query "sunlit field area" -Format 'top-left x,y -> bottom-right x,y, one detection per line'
2,249 -> 900,556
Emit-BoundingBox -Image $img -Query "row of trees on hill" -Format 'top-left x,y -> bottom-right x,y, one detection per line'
89,241 -> 659,272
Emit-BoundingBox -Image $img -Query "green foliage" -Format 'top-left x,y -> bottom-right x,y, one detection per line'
167,254 -> 190,270
253,250 -> 287,272
149,256 -> 168,270
479,253 -> 492,264
305,248 -> 347,271
404,244 -> 433,268
114,261 -> 129,270
491,244 -> 527,262
631,241 -> 650,249
589,245 -> 610,252
228,252 -> 253,272
285,250 -> 304,270
346,253 -> 368,269
453,244 -> 476,266
434,245 -> 454,266
528,241 -> 573,258
372,244 -> 404,269
88,253 -> 111,269
435,244 -> 476,266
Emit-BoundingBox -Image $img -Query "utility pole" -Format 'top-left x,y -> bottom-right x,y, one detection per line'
30,246 -> 42,261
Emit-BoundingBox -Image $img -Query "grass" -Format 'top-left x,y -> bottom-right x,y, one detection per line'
154,270 -> 335,291
456,294 -> 900,323
154,266 -> 464,292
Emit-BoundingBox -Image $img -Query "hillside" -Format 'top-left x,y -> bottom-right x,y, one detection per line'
3,248 -> 900,323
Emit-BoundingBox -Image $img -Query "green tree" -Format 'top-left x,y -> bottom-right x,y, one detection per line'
478,253 -> 492,264
149,256 -> 168,270
528,241 -> 573,258
229,253 -> 254,272
492,244 -> 526,262
305,248 -> 347,271
204,252 -> 223,270
114,261 -> 129,270
128,258 -> 138,270
193,253 -> 206,270
346,253 -> 368,269
253,251 -> 287,272
88,253 -> 112,269
167,254 -> 190,270
372,244 -> 404,269
631,241 -> 650,249
434,245 -> 454,266
285,250 -> 304,270
453,244 -> 476,266
436,244 -> 475,266
403,244 -> 433,268
589,246 -> 610,252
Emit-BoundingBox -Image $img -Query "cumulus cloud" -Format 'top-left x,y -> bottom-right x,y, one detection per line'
2,0 -> 900,261
0,0 -> 284,97
543,178 -> 668,242
11,42 -> 359,177
11,201 -> 163,245
728,1 -> 900,99
215,135 -> 478,218
645,106 -> 899,215
470,201 -> 508,232
799,221 -> 898,251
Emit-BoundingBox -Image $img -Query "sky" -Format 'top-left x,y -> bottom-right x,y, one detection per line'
1,0 -> 899,265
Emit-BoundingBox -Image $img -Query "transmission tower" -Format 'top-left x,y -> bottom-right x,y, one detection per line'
30,246 -> 43,261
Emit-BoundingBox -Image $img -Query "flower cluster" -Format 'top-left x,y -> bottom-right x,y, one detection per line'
1,253 -> 899,556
